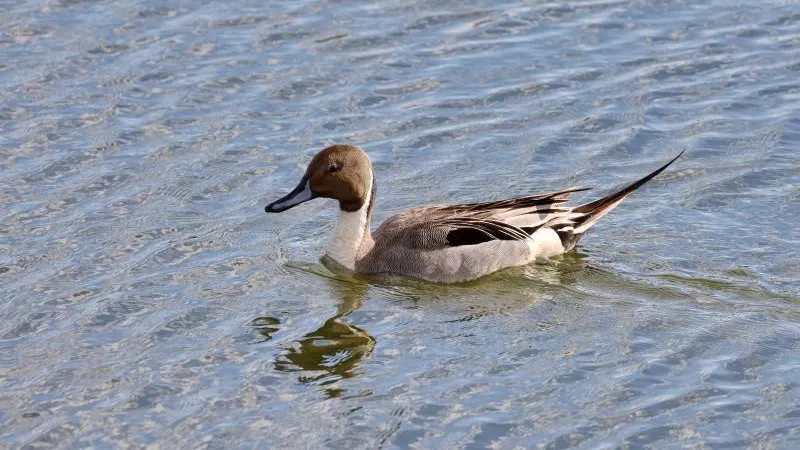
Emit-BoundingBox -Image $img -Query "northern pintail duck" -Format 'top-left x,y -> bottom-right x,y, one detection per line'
266,145 -> 683,283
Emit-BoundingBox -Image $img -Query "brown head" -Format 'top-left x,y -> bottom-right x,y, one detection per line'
265,145 -> 373,213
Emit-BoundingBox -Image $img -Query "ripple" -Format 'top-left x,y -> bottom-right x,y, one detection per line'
2,0 -> 800,448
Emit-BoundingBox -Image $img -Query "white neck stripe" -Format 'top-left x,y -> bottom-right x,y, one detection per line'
325,173 -> 372,269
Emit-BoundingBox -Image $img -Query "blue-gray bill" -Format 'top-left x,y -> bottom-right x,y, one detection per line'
265,175 -> 315,212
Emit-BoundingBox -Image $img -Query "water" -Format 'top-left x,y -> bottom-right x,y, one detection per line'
2,0 -> 799,447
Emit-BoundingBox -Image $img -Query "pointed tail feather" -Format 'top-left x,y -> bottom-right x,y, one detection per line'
557,150 -> 685,250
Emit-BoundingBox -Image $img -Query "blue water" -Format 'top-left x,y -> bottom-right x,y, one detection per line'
1,0 -> 799,448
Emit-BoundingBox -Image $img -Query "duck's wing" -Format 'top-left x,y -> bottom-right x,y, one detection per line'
438,187 -> 590,216
374,152 -> 685,254
376,187 -> 589,250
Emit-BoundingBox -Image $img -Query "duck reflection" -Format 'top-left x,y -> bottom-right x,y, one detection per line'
271,274 -> 375,392
258,253 -> 589,395
251,316 -> 281,342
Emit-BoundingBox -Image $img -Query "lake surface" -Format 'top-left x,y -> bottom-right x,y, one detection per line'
2,0 -> 799,448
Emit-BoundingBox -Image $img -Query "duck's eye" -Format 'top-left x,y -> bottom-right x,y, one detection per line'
328,163 -> 341,173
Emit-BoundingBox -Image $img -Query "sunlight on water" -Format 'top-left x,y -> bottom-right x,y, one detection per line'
1,0 -> 799,447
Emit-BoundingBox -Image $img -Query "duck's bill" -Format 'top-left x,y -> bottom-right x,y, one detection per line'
265,175 -> 316,212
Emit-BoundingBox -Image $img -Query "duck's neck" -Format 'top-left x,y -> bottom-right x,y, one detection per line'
325,172 -> 375,270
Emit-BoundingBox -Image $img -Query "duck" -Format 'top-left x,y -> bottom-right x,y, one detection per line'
265,145 -> 683,283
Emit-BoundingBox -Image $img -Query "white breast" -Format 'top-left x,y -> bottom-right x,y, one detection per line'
325,174 -> 373,270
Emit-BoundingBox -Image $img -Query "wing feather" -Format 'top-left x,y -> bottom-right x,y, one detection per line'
375,187 -> 590,249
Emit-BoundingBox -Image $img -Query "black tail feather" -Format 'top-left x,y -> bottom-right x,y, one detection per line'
558,150 -> 685,250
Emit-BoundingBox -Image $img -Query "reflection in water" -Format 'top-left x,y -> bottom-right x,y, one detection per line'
268,275 -> 375,396
257,255 -> 589,395
406,254 -> 591,322
275,317 -> 374,385
251,316 -> 281,342
257,256 -> 590,393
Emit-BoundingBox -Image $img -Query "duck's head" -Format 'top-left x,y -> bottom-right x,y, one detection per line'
265,145 -> 373,213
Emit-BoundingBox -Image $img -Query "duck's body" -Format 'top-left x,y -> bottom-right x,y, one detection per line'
266,145 -> 683,283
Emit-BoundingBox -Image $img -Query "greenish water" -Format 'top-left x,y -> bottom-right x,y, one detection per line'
1,0 -> 799,448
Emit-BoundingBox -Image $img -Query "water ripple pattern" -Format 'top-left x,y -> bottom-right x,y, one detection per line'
1,0 -> 799,448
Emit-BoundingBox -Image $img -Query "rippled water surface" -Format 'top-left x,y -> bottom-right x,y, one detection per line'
2,0 -> 800,448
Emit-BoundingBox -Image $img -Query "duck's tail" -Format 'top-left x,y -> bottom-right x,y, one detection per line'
555,150 -> 685,251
